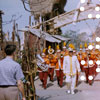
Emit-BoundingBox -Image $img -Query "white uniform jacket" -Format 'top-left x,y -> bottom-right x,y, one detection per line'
63,55 -> 81,75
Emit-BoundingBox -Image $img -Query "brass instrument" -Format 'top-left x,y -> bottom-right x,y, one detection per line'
36,54 -> 49,72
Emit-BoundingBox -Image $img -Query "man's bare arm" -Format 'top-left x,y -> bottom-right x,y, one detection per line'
17,80 -> 26,100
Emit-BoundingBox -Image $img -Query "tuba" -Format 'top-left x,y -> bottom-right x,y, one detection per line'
36,54 -> 49,72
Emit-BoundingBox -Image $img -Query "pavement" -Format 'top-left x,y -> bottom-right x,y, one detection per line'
35,73 -> 100,100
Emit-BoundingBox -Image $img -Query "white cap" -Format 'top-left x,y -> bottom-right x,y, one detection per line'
73,50 -> 76,53
57,49 -> 61,53
80,49 -> 82,51
68,48 -> 73,52
42,53 -> 45,56
63,46 -> 66,49
85,48 -> 88,50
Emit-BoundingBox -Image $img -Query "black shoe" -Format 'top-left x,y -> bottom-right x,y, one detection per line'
51,80 -> 54,82
86,80 -> 88,83
58,81 -> 59,85
44,87 -> 47,89
59,85 -> 63,88
50,78 -> 54,82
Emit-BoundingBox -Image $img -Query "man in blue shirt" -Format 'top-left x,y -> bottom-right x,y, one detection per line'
0,44 -> 26,100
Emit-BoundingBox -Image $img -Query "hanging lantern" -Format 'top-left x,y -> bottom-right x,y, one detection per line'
89,60 -> 93,65
95,6 -> 100,11
96,37 -> 100,42
96,14 -> 100,19
88,14 -> 92,19
96,60 -> 100,65
88,76 -> 93,80
80,75 -> 86,81
80,7 -> 85,11
81,60 -> 86,65
96,67 -> 100,73
95,45 -> 100,49
88,45 -> 93,50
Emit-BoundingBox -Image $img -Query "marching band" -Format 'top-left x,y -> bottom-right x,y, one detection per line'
37,42 -> 100,94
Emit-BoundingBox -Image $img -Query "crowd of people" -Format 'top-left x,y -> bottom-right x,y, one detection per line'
37,42 -> 100,94
0,42 -> 100,100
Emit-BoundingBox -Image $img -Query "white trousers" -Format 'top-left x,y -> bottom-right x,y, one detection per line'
65,75 -> 76,90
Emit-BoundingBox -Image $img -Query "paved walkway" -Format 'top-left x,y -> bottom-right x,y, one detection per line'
35,73 -> 100,100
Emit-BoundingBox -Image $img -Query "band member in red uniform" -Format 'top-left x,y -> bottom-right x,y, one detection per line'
37,48 -> 49,89
88,51 -> 96,85
83,53 -> 89,83
55,45 -> 64,87
61,42 -> 68,57
48,46 -> 57,82
77,44 -> 84,72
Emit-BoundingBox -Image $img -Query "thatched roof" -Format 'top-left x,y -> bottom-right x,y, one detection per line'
19,28 -> 61,43
28,0 -> 67,19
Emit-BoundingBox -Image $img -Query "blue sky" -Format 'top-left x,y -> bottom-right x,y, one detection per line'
62,0 -> 99,34
0,0 -> 30,33
0,0 -> 99,35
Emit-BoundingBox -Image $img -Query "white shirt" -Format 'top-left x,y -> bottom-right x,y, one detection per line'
63,55 -> 80,75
